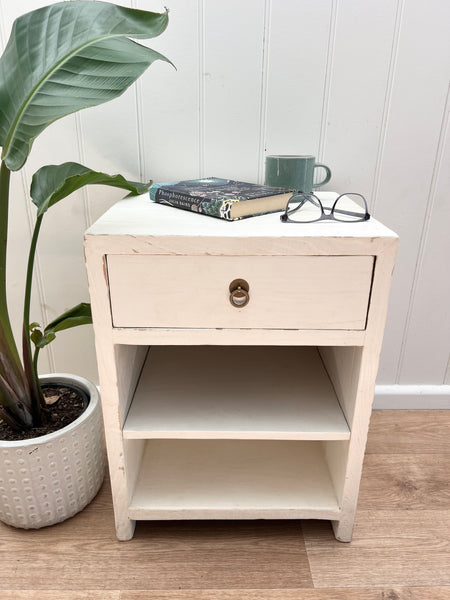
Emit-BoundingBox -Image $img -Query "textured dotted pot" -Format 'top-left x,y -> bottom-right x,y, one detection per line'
0,374 -> 105,529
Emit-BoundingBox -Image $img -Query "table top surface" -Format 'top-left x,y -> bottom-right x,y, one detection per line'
85,192 -> 397,240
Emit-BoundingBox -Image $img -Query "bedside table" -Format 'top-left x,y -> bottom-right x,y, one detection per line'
84,193 -> 397,542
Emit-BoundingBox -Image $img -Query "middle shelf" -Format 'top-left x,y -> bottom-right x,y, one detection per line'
123,345 -> 350,440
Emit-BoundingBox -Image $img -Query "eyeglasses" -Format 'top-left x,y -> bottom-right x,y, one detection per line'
280,192 -> 370,223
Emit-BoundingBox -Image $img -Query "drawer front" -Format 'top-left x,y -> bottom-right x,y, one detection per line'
107,255 -> 374,330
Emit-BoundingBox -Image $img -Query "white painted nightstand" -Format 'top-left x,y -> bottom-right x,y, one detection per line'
84,193 -> 397,542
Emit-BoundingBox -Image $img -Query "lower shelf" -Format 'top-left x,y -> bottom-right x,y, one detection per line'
128,439 -> 340,520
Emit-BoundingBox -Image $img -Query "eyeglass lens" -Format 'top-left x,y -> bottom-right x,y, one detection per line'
286,193 -> 322,222
332,193 -> 368,222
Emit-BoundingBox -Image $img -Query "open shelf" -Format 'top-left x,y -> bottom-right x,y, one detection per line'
128,439 -> 340,520
123,346 -> 350,440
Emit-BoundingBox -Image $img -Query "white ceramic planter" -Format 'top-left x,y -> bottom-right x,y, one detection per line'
0,374 -> 105,529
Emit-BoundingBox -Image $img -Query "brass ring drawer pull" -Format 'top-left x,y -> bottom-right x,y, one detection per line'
229,279 -> 250,308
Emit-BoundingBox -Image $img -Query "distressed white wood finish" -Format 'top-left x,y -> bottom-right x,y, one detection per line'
86,193 -> 395,245
111,326 -> 365,347
324,239 -> 400,541
107,254 -> 373,330
128,440 -> 341,520
4,0 -> 449,414
123,346 -> 350,440
84,191 -> 397,541
83,243 -> 145,541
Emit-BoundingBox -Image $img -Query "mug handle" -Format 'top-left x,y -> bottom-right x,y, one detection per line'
313,163 -> 332,188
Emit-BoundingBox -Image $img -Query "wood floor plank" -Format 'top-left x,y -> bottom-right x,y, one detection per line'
366,410 -> 450,454
2,411 -> 450,596
3,589 -> 450,600
386,591 -> 450,600
359,453 -> 450,509
394,590 -> 450,599
1,594 -> 120,600
0,479 -> 312,590
120,589 -> 450,599
303,510 -> 450,588
131,520 -> 313,589
0,524 -> 312,590
120,590 -> 384,599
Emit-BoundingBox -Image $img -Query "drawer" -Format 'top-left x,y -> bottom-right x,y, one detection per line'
107,255 -> 374,330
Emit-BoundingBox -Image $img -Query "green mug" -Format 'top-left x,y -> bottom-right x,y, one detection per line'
265,155 -> 332,193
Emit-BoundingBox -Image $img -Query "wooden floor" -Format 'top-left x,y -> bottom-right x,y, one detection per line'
1,410 -> 450,600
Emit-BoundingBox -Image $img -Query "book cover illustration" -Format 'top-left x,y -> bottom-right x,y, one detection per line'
149,177 -> 291,220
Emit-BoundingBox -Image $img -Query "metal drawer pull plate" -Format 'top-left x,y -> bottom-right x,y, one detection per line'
229,279 -> 250,308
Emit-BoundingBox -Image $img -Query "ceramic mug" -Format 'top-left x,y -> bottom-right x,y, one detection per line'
265,155 -> 332,193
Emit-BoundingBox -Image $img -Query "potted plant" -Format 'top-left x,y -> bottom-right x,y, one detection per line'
0,1 -> 171,528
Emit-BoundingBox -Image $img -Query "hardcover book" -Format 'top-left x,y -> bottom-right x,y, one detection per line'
149,177 -> 292,220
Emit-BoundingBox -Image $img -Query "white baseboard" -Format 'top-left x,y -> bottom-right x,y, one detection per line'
373,385 -> 450,409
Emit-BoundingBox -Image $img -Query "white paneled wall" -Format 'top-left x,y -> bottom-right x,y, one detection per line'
2,0 -> 450,407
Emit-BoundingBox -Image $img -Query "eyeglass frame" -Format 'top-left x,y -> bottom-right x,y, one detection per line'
280,191 -> 370,223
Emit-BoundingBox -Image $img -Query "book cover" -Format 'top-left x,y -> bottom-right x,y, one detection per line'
149,177 -> 292,220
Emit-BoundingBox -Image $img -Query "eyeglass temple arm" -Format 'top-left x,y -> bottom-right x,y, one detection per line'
286,193 -> 319,214
333,207 -> 370,218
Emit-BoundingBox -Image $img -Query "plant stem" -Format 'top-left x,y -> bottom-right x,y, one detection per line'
23,214 -> 44,422
0,160 -> 20,365
33,346 -> 40,377
23,214 -> 43,344
0,160 -> 36,428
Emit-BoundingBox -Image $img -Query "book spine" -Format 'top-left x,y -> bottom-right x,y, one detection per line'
152,186 -> 234,220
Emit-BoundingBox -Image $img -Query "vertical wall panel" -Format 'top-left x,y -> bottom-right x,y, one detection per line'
202,0 -> 266,181
397,89 -> 450,383
373,0 -> 450,383
320,0 -> 399,196
80,0 -> 142,227
136,0 -> 200,182
71,0 -> 140,381
264,1 -> 332,167
3,1 -> 450,398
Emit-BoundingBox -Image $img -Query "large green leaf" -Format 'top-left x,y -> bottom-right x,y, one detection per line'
45,302 -> 93,334
30,303 -> 92,350
30,162 -> 150,216
0,2 -> 171,171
